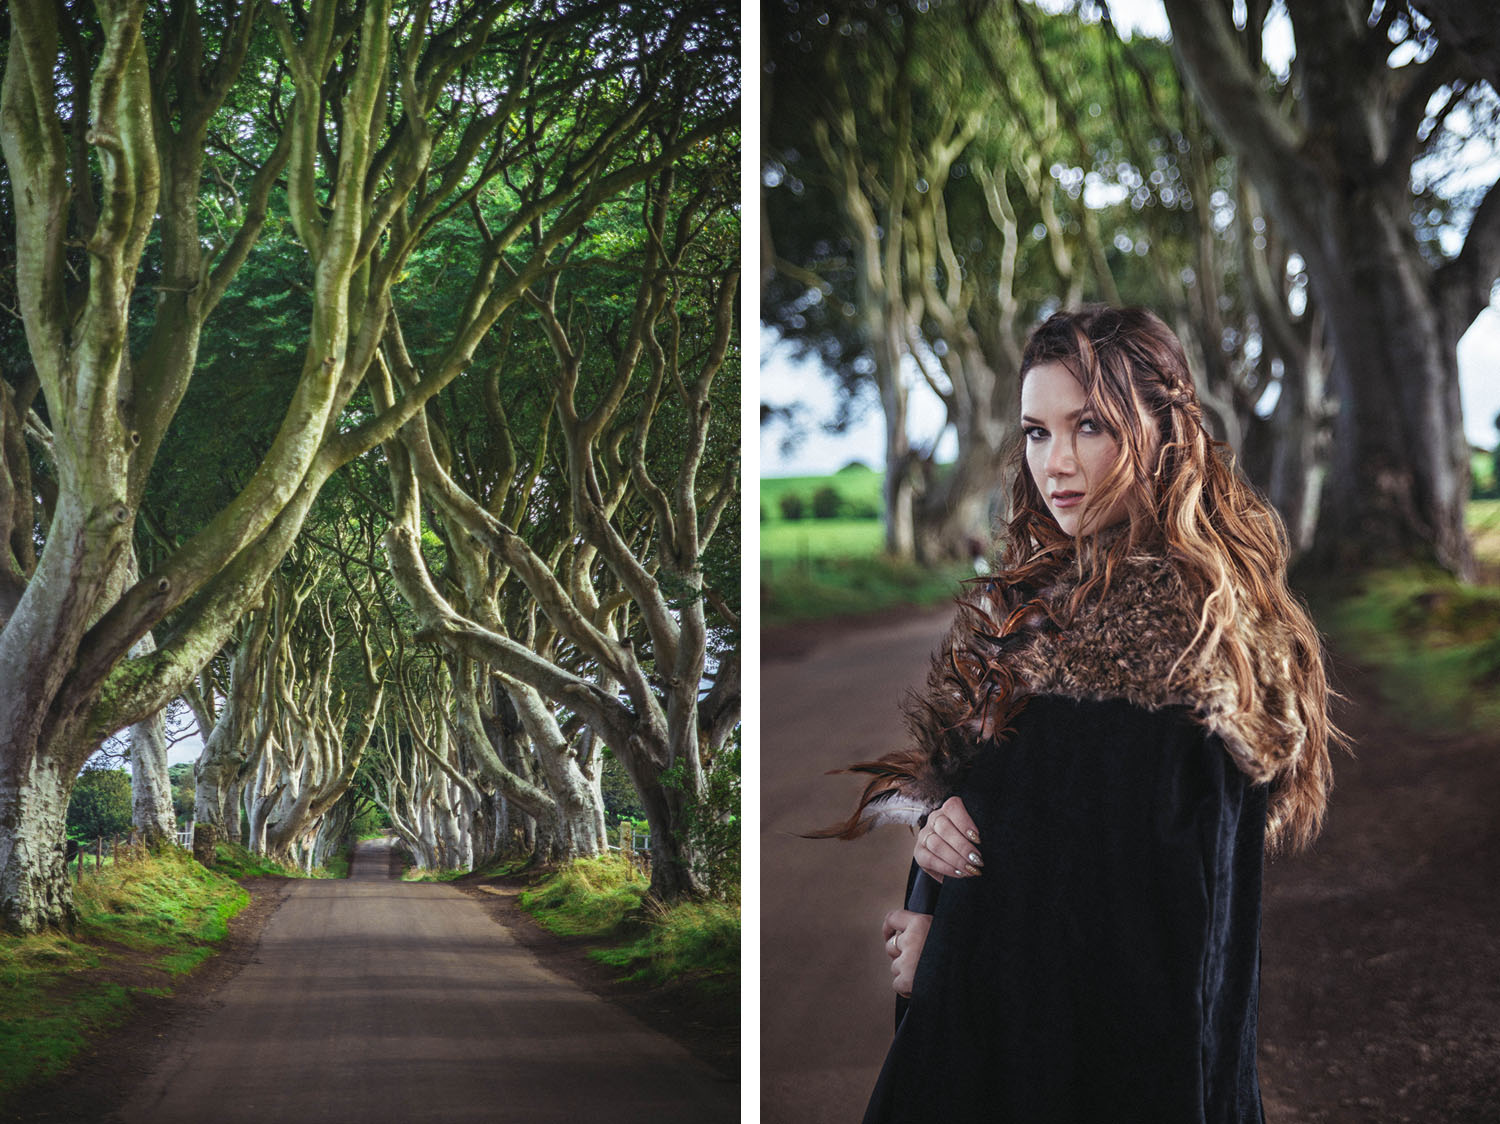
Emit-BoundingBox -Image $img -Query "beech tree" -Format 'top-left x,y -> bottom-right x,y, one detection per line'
382,146 -> 741,899
1160,0 -> 1500,575
0,0 -> 736,932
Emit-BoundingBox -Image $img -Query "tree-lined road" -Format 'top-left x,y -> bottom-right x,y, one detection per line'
118,840 -> 736,1124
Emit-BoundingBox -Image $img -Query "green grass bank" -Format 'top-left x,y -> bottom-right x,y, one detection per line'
517,855 -> 739,999
1308,501 -> 1500,735
0,847 -> 249,1100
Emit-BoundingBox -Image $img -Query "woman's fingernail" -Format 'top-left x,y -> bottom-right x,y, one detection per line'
964,863 -> 982,877
966,830 -> 981,845
954,868 -> 963,877
967,851 -> 982,865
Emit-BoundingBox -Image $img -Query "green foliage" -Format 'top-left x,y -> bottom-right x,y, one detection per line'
778,491 -> 806,521
66,768 -> 134,842
350,803 -> 390,840
761,470 -> 974,622
1472,447 -> 1497,499
208,842 -> 297,880
763,471 -> 883,524
762,517 -> 886,562
167,763 -> 195,824
600,752 -> 646,822
764,551 -> 971,624
0,849 -> 248,1098
662,745 -> 740,899
319,852 -> 351,880
1470,500 -> 1500,566
811,485 -> 843,519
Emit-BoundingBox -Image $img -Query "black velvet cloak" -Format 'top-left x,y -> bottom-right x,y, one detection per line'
863,697 -> 1268,1123
852,547 -> 1316,1123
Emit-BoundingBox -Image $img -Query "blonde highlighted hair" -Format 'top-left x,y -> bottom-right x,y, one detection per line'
1004,306 -> 1337,851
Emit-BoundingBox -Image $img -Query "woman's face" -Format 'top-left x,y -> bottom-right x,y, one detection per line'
1020,361 -> 1147,536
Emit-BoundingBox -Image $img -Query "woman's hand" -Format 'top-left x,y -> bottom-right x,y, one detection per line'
883,908 -> 933,998
915,795 -> 982,883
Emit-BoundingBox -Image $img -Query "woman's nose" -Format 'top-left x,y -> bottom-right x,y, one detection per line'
1046,439 -> 1077,478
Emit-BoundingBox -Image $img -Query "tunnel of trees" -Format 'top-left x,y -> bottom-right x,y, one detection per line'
1,0 -> 740,934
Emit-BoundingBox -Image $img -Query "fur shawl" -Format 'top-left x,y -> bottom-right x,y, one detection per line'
859,547 -> 1316,850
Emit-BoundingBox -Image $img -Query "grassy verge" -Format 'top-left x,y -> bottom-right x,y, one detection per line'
0,847 -> 248,1099
208,840 -> 349,880
403,856 -> 525,883
1307,504 -> 1500,734
1314,566 -> 1500,735
760,469 -> 975,624
517,855 -> 738,998
763,551 -> 972,624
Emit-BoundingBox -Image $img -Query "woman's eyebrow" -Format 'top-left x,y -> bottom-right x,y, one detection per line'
1020,409 -> 1084,425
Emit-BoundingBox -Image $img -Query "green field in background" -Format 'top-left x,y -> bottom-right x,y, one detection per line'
762,518 -> 884,563
760,464 -> 883,528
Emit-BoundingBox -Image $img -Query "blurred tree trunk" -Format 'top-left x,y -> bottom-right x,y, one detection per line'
1162,0 -> 1500,576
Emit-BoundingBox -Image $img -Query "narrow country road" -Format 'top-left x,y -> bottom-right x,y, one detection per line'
762,609 -> 1500,1122
118,839 -> 737,1124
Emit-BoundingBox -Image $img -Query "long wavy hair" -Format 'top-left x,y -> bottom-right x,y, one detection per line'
825,305 -> 1337,853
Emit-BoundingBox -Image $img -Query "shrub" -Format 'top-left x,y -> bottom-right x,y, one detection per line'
777,491 -> 805,521
662,745 -> 740,899
67,768 -> 133,842
811,485 -> 843,519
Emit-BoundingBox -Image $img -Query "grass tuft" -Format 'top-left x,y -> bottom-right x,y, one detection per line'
518,855 -> 648,936
208,841 -> 298,879
589,897 -> 740,996
763,552 -> 971,624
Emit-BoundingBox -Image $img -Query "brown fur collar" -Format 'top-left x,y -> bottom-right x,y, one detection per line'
864,548 -> 1311,848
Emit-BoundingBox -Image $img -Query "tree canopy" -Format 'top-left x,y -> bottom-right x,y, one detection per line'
1,0 -> 739,932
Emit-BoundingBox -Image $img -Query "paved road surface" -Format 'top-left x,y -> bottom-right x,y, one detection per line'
120,839 -> 737,1124
761,609 -> 953,1123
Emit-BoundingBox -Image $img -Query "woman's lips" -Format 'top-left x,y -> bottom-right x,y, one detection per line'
1050,491 -> 1084,509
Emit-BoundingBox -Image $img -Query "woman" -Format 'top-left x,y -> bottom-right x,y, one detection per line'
829,306 -> 1336,1123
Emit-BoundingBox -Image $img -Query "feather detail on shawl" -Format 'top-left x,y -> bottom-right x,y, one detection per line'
851,548 -> 1315,851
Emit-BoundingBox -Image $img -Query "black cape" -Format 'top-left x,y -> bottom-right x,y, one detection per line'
864,696 -> 1268,1124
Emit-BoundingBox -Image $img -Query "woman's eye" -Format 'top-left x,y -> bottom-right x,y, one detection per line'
1078,417 -> 1102,435
1022,425 -> 1046,441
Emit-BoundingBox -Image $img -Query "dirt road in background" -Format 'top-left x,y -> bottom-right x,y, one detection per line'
108,839 -> 736,1124
762,611 -> 1500,1122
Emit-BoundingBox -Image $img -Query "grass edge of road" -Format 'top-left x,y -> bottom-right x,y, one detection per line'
1308,564 -> 1500,736
0,846 -> 250,1101
517,854 -> 740,999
